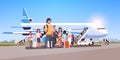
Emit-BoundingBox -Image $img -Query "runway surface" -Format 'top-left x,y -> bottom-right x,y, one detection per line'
0,44 -> 120,60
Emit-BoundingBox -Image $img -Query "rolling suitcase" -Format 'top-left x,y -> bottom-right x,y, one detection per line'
64,40 -> 70,48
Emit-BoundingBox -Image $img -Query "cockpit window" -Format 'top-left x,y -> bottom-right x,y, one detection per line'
97,28 -> 105,30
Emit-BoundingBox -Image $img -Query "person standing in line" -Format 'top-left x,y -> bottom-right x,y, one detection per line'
34,29 -> 42,47
62,30 -> 67,43
57,27 -> 63,47
62,30 -> 68,48
68,31 -> 72,45
44,18 -> 53,48
27,32 -> 33,48
71,34 -> 75,47
52,25 -> 58,47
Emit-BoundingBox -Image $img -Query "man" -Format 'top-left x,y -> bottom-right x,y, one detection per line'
44,18 -> 53,48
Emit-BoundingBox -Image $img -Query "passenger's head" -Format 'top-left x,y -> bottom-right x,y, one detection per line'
63,30 -> 66,34
46,18 -> 52,24
58,27 -> 62,32
29,32 -> 32,35
53,25 -> 56,30
36,29 -> 40,33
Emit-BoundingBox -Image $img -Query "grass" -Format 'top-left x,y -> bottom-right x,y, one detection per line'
0,43 -> 23,46
110,41 -> 120,44
95,41 -> 120,45
0,41 -> 120,46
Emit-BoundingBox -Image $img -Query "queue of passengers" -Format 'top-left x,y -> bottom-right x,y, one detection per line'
27,18 -> 75,48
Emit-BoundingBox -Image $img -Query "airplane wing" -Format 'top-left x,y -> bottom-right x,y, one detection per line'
3,32 -> 36,36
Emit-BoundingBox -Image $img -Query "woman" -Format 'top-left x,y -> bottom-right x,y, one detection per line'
57,27 -> 62,47
35,29 -> 42,47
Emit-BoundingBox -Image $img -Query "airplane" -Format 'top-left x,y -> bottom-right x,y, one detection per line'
3,8 -> 108,45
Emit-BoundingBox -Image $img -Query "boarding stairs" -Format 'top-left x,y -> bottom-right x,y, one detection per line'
77,27 -> 89,45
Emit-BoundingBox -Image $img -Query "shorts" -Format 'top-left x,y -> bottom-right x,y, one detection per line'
37,38 -> 40,43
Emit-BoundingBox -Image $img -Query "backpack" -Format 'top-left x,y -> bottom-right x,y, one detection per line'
43,24 -> 48,35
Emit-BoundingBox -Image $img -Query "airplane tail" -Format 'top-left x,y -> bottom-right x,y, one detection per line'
23,8 -> 29,18
21,8 -> 32,23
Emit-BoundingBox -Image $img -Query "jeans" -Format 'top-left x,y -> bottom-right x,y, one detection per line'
45,35 -> 52,48
52,35 -> 57,47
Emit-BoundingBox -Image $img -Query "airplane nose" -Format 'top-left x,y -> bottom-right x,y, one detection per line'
99,29 -> 108,36
103,30 -> 108,34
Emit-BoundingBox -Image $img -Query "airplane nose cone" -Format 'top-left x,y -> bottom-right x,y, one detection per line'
98,29 -> 108,36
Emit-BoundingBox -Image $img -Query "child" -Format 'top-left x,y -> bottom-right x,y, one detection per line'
62,30 -> 68,48
28,32 -> 33,48
62,30 -> 67,43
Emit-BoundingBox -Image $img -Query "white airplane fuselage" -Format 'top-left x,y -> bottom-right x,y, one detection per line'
21,23 -> 108,39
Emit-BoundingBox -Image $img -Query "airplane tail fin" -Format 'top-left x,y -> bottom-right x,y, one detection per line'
23,8 -> 29,18
21,8 -> 32,23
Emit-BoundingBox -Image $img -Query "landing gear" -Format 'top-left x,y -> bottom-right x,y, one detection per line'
89,38 -> 94,46
89,42 -> 94,46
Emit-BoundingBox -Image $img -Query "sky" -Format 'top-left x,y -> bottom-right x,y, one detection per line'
0,0 -> 120,41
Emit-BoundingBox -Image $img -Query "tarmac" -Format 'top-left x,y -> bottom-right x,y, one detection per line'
0,44 -> 120,60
